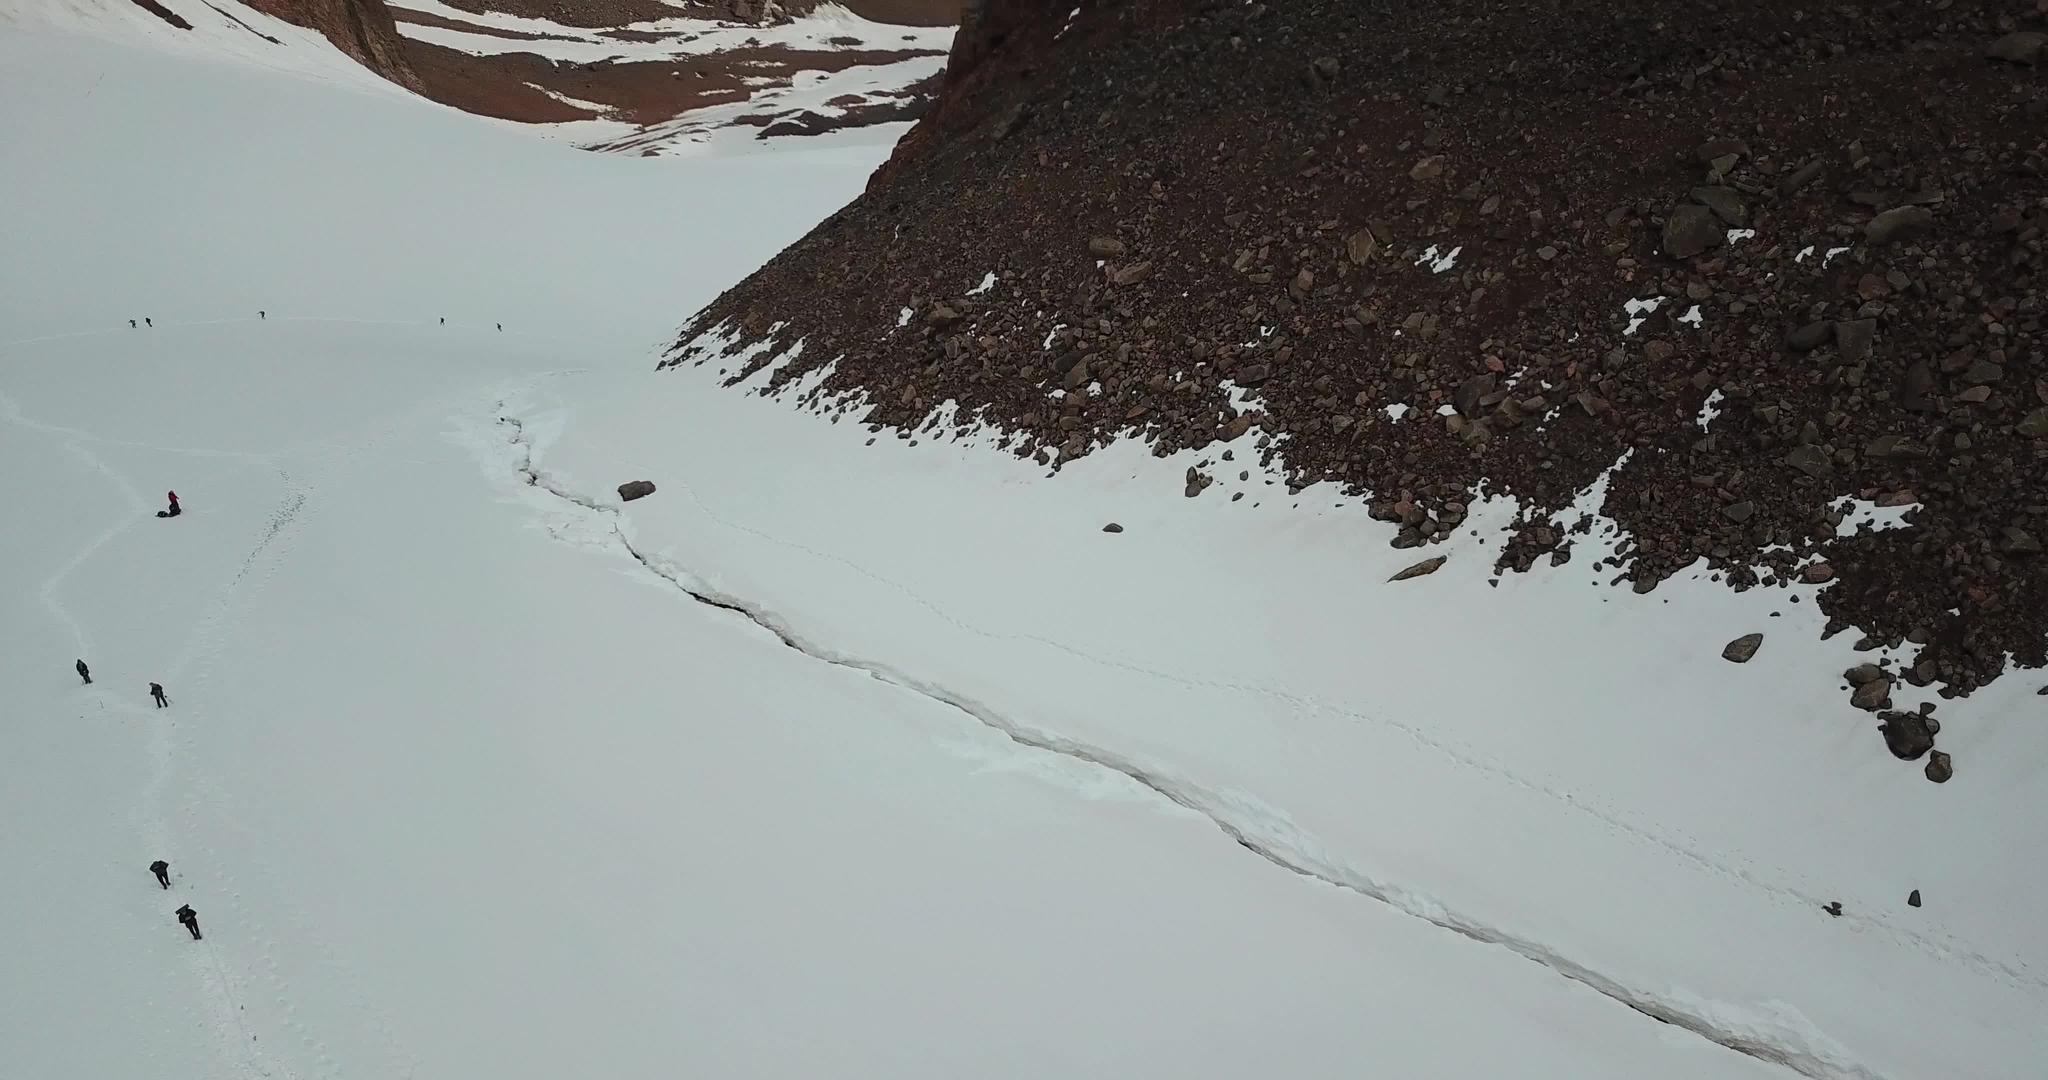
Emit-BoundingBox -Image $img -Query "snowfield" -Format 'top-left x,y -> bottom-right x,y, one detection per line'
3,5 -> 2045,1080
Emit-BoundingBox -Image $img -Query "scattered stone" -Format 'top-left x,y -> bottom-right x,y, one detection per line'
1723,500 -> 1756,523
1986,31 -> 2046,65
1786,321 -> 1834,351
1345,228 -> 1377,265
1088,236 -> 1127,257
1389,555 -> 1448,582
1662,203 -> 1725,258
1834,319 -> 1875,364
1925,750 -> 1953,783
1690,186 -> 1747,226
926,304 -> 962,328
1844,663 -> 1885,686
1878,709 -> 1935,760
1851,676 -> 1893,711
1907,889 -> 1922,908
1784,445 -> 1831,478
1409,155 -> 1446,184
1823,901 -> 1844,917
2002,527 -> 2041,554
1801,562 -> 1835,584
1309,55 -> 1341,82
1900,362 -> 1937,412
616,480 -> 657,502
1865,206 -> 1933,246
1109,261 -> 1154,286
1722,632 -> 1765,663
1102,522 -> 1124,533
2017,408 -> 2048,438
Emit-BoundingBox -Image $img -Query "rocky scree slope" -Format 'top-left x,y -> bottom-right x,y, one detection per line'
669,0 -> 2048,713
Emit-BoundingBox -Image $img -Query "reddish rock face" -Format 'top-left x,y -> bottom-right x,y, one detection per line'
245,0 -> 424,91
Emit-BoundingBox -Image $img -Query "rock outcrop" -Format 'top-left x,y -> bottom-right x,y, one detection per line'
667,0 -> 2048,701
246,0 -> 424,91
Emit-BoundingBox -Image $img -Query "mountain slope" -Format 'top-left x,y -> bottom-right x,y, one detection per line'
673,0 -> 2048,705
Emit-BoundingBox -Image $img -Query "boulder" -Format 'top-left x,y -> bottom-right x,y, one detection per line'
1662,203 -> 1726,258
1866,206 -> 1933,245
1908,889 -> 1922,908
1987,31 -> 2046,64
1878,709 -> 1935,760
617,480 -> 657,502
1722,632 -> 1765,663
1924,750 -> 1953,783
1102,522 -> 1124,533
1851,676 -> 1893,711
1389,555 -> 1448,582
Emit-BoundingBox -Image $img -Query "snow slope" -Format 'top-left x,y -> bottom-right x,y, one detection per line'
2,7 -> 2043,1080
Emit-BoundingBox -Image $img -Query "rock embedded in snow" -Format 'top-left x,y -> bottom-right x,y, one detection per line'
1823,901 -> 1844,917
1721,633 -> 1765,663
1925,750 -> 1954,783
1908,889 -> 1923,908
1388,555 -> 1447,582
1844,663 -> 1886,687
1102,522 -> 1124,533
1878,710 -> 1936,760
1661,203 -> 1725,258
1801,562 -> 1835,583
1851,676 -> 1894,712
616,480 -> 657,502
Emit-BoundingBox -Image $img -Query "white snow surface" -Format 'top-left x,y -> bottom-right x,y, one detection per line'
3,9 -> 2047,1080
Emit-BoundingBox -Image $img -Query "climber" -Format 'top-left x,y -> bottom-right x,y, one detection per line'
76,659 -> 91,685
175,904 -> 201,940
144,317 -> 152,328
150,860 -> 171,889
150,682 -> 168,709
160,490 -> 180,518
259,310 -> 266,320
129,319 -> 136,329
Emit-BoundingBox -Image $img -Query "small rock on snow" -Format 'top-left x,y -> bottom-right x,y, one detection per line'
1722,633 -> 1765,663
617,480 -> 657,502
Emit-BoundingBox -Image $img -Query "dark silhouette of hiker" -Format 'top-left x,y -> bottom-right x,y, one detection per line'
439,317 -> 445,325
150,682 -> 168,708
150,860 -> 171,889
496,323 -> 502,332
159,490 -> 180,518
145,317 -> 152,328
76,659 -> 91,684
259,310 -> 266,320
129,319 -> 137,329
175,904 -> 201,940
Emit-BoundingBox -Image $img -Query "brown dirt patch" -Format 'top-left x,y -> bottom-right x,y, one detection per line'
430,0 -> 684,28
404,40 -> 598,122
405,38 -> 937,127
390,5 -> 580,41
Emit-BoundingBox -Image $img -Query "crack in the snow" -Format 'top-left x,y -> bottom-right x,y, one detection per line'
493,413 -> 1882,1080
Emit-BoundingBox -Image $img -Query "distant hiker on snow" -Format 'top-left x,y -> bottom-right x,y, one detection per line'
259,310 -> 266,320
150,860 -> 171,889
129,319 -> 136,329
76,659 -> 91,684
439,317 -> 445,325
158,490 -> 180,518
145,317 -> 152,328
150,682 -> 168,708
175,904 -> 201,940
